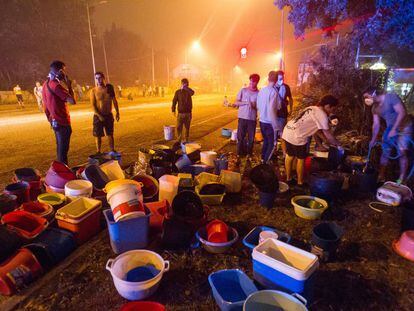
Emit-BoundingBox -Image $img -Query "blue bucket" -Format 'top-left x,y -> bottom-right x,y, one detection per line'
259,191 -> 277,209
214,158 -> 228,175
222,128 -> 232,138
242,226 -> 291,249
208,269 -> 258,311
103,208 -> 150,254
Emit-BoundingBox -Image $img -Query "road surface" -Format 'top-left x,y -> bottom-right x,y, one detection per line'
0,94 -> 237,187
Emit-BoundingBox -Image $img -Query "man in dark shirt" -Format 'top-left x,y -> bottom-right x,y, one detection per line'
42,60 -> 76,165
172,78 -> 195,142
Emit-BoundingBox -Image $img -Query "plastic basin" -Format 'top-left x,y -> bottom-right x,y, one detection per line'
291,196 -> 328,220
196,227 -> 238,254
1,210 -> 48,240
243,290 -> 308,311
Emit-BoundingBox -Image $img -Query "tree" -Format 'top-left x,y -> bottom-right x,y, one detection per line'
274,0 -> 414,52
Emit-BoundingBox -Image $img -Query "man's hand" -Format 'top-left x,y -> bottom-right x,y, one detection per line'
98,114 -> 105,122
116,112 -> 120,122
388,128 -> 398,139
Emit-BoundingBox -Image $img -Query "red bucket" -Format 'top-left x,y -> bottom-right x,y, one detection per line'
120,301 -> 165,311
0,248 -> 43,296
4,181 -> 30,205
2,210 -> 48,240
28,180 -> 43,201
206,219 -> 229,243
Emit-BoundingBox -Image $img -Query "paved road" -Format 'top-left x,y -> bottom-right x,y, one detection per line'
0,94 -> 237,187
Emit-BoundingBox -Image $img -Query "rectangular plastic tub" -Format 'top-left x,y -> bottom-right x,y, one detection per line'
252,238 -> 318,299
196,187 -> 225,206
243,226 -> 292,249
55,197 -> 102,245
103,209 -> 150,254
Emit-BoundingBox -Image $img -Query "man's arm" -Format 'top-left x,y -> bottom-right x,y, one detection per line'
113,96 -> 120,122
370,114 -> 381,148
185,87 -> 195,96
233,89 -> 246,107
322,129 -> 341,146
389,102 -> 406,138
172,91 -> 178,113
42,87 -> 51,122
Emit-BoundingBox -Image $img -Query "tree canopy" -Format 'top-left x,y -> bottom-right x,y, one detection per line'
274,0 -> 414,52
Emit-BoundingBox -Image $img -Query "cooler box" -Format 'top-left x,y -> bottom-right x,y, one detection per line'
252,238 -> 318,300
55,197 -> 102,245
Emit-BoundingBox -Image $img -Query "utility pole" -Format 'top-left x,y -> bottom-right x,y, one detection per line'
102,36 -> 110,82
279,9 -> 285,71
86,2 -> 96,82
151,47 -> 155,87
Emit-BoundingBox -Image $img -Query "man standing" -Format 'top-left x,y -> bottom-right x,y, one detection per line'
363,87 -> 412,183
274,70 -> 293,140
13,85 -> 24,108
33,82 -> 43,111
282,95 -> 341,186
233,73 -> 260,159
172,78 -> 195,142
257,71 -> 280,163
90,72 -> 120,154
42,60 -> 76,165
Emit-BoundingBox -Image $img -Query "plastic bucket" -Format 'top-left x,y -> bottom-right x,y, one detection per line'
196,227 -> 238,254
243,290 -> 308,311
45,161 -> 76,189
214,158 -> 228,175
350,168 -> 378,193
292,196 -> 328,220
0,193 -> 18,216
131,174 -> 159,202
151,160 -> 173,180
28,180 -> 42,201
120,302 -> 165,311
164,125 -> 175,141
220,170 -> 242,193
104,209 -> 150,254
1,210 -> 48,240
65,180 -> 93,198
250,164 -> 279,193
0,248 -> 43,296
259,191 -> 277,209
175,154 -> 192,171
106,250 -> 170,301
82,164 -> 109,190
20,202 -> 54,220
309,171 -> 344,202
106,181 -> 144,222
4,182 -> 30,205
208,269 -> 258,311
44,182 -> 65,194
206,219 -> 229,243
100,160 -> 125,181
171,190 -> 204,220
158,175 -> 179,205
145,200 -> 170,233
200,151 -> 217,167
222,128 -> 232,138
13,168 -> 40,182
311,222 -> 343,261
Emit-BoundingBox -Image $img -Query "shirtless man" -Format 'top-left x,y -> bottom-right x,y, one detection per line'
90,72 -> 120,154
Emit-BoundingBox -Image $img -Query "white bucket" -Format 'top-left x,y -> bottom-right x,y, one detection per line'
107,183 -> 144,222
100,160 -> 125,181
158,175 -> 179,205
200,151 -> 217,167
64,180 -> 93,198
231,130 -> 238,141
182,142 -> 201,154
164,125 -> 176,141
106,250 -> 170,301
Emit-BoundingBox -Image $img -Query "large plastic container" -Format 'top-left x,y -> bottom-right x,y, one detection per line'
208,269 -> 258,311
200,151 -> 218,167
0,248 -> 43,295
25,228 -> 76,268
243,226 -> 292,249
103,209 -> 150,254
158,175 -> 179,205
65,180 -> 93,198
1,210 -> 48,240
196,186 -> 225,205
100,160 -> 125,181
163,125 -> 175,141
252,238 -> 319,299
55,197 -> 102,245
220,170 -> 242,193
106,250 -> 170,301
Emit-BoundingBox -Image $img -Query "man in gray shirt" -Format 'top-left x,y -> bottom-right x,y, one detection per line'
364,86 -> 412,183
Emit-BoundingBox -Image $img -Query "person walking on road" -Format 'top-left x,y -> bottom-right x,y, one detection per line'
363,86 -> 412,183
13,85 -> 25,108
42,60 -> 76,165
90,72 -> 120,154
172,78 -> 195,142
233,73 -> 260,160
282,95 -> 341,187
33,81 -> 43,111
257,71 -> 281,164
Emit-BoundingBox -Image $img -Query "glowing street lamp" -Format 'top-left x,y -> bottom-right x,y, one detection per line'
240,47 -> 247,59
191,40 -> 202,52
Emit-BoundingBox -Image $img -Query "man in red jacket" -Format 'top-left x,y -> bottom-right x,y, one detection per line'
42,60 -> 76,165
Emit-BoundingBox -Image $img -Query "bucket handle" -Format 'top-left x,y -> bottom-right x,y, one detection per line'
106,259 -> 114,272
292,293 -> 307,306
164,260 -> 170,272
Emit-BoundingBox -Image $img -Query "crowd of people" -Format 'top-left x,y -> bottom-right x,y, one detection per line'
232,70 -> 412,185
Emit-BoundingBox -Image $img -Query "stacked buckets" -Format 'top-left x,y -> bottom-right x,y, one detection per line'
105,180 -> 145,222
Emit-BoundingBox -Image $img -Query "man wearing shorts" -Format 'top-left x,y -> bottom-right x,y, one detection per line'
34,81 -> 43,111
13,85 -> 24,108
282,95 -> 341,186
90,72 -> 120,154
364,87 -> 412,183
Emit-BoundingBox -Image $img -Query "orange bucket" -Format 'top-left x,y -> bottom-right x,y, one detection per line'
206,219 -> 229,243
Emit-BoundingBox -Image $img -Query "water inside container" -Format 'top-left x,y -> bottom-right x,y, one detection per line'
126,264 -> 160,282
296,199 -> 324,209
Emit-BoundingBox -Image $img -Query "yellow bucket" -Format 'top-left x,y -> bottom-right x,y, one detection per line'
104,179 -> 141,193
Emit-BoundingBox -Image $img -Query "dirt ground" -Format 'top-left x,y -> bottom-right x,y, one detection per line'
2,141 -> 414,311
